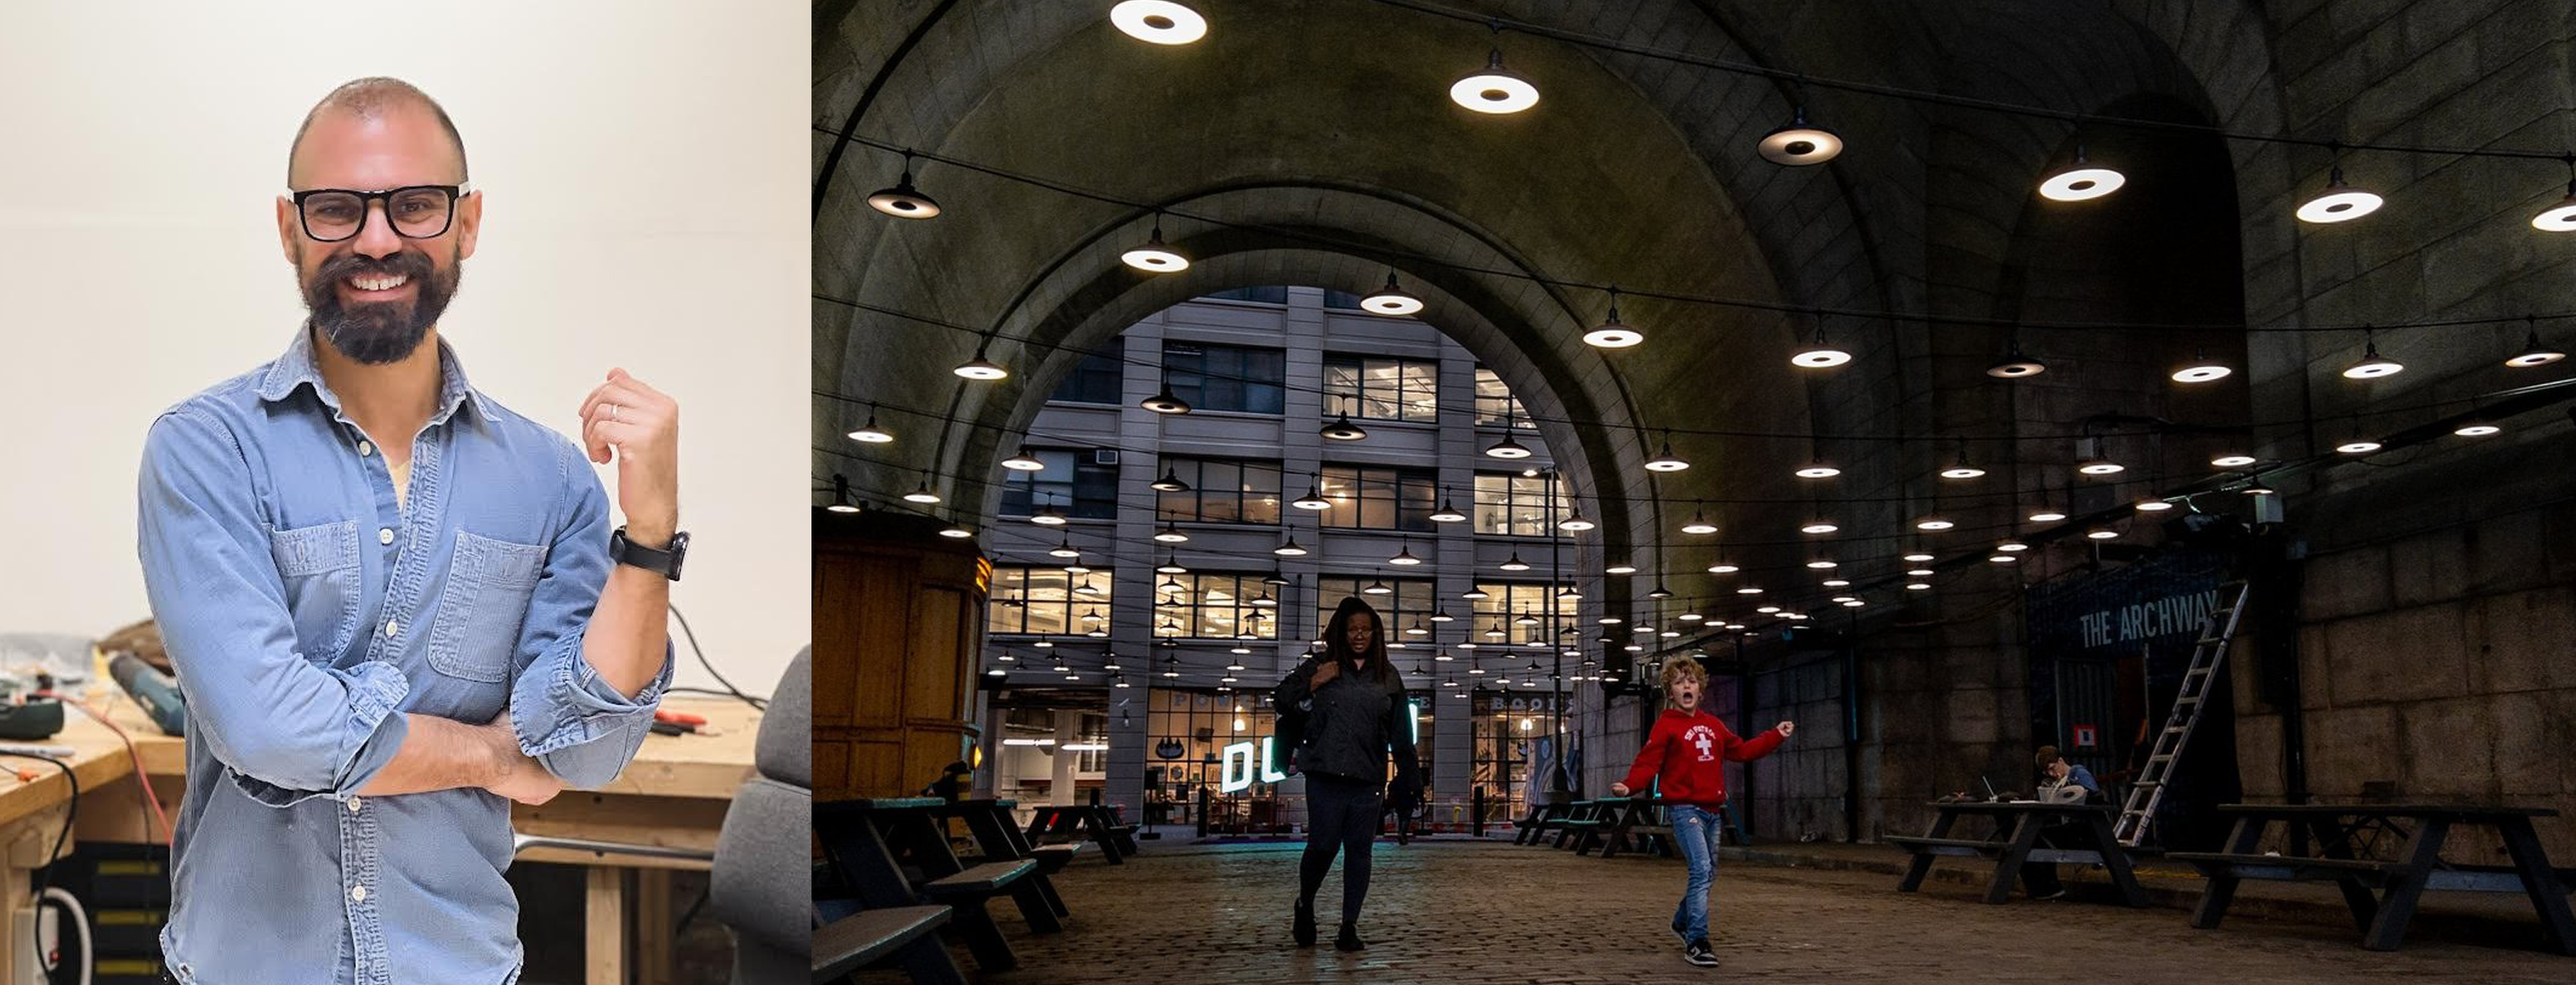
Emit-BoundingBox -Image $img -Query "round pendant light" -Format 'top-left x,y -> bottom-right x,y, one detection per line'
1498,552 -> 1531,572
1483,433 -> 1533,459
1320,414 -> 1369,441
1121,215 -> 1189,272
1291,479 -> 1331,511
1429,491 -> 1468,523
2210,453 -> 2257,469
2037,143 -> 2125,202
2295,163 -> 2383,223
2078,457 -> 2125,475
1156,555 -> 1187,575
866,151 -> 942,219
2453,419 -> 2501,437
2341,338 -> 2403,379
1914,517 -> 1954,531
1903,552 -> 1934,563
1582,288 -> 1643,348
2171,353 -> 2231,383
1029,500 -> 1068,526
2506,319 -> 2565,367
1109,1 -> 1208,45
1758,106 -> 1841,165
1644,435 -> 1689,472
2134,498 -> 2175,512
1141,384 -> 1193,414
1150,466 -> 1190,491
1707,560 -> 1739,574
1558,510 -> 1595,532
1646,583 -> 1674,601
1460,586 -> 1489,600
2336,438 -> 2383,455
1362,271 -> 1424,316
1796,458 -> 1841,479
1906,582 -> 1933,591
1049,538 -> 1082,558
1389,543 -> 1422,567
1450,43 -> 1539,114
1800,520 -> 1839,534
1939,444 -> 1985,480
2087,527 -> 2119,541
825,473 -> 861,513
1363,579 -> 1393,596
2027,509 -> 2068,523
903,475 -> 941,504
847,404 -> 894,444
1002,448 -> 1047,472
1682,512 -> 1718,535
1790,324 -> 1851,367
952,343 -> 1008,380
1986,341 -> 2048,379
1154,524 -> 1189,543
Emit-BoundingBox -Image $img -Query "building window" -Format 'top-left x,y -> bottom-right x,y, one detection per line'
1153,572 -> 1278,640
1155,458 -> 1283,524
1473,367 -> 1536,428
1000,450 -> 1119,520
1202,286 -> 1289,305
1317,465 -> 1436,531
988,566 -> 1115,635
1144,689 -> 1287,833
1323,355 -> 1438,422
1472,473 -> 1566,536
1163,342 -> 1286,414
1049,349 -> 1124,405
1472,691 -> 1560,822
1470,582 -> 1576,649
1321,288 -> 1366,310
1312,577 -> 1438,643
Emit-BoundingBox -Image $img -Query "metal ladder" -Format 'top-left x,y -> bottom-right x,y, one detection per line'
2113,580 -> 2252,848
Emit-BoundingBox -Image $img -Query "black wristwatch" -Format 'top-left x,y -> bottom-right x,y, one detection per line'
609,528 -> 689,580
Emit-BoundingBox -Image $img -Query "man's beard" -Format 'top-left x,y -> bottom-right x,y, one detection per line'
299,247 -> 462,365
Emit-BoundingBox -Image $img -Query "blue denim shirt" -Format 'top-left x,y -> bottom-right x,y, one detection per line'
136,329 -> 672,985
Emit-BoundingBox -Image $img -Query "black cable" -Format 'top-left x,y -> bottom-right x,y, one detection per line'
9,753 -> 76,985
672,884 -> 712,940
667,605 -> 766,711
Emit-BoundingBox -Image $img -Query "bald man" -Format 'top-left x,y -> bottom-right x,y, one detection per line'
137,78 -> 685,985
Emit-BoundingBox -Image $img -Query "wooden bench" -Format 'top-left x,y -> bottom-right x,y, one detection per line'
1889,800 -> 2149,906
2173,804 -> 2576,953
817,798 -> 1059,972
814,905 -> 964,984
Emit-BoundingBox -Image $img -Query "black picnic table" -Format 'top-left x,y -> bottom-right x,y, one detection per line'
1026,802 -> 1142,862
1583,796 -> 1675,859
1886,800 -> 2150,906
2168,803 -> 2576,953
817,797 -> 1062,972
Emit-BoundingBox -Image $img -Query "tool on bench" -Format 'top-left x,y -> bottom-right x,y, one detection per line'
0,673 -> 66,741
111,652 -> 187,737
649,708 -> 710,737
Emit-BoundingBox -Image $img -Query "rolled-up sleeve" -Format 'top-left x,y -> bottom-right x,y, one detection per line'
138,410 -> 411,807
508,444 -> 671,788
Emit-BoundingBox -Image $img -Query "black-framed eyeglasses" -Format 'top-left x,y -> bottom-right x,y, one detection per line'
286,184 -> 471,242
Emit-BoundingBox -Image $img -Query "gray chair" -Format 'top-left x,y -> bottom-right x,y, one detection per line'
514,647 -> 813,984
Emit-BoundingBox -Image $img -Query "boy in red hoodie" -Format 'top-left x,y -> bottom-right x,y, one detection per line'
1611,658 -> 1794,968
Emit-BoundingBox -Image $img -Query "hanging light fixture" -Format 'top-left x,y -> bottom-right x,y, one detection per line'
1448,29 -> 1540,114
1049,538 -> 1082,558
2341,329 -> 2402,379
1800,520 -> 1839,534
1273,534 -> 1307,557
1388,541 -> 1423,567
1429,490 -> 1468,523
1292,477 -> 1332,511
2076,437 -> 2124,475
1582,287 -> 1643,348
1644,433 -> 1689,472
1498,552 -> 1531,572
1109,1 -> 1208,45
1364,579 -> 1394,595
2211,453 -> 2258,469
1903,552 -> 1934,563
1557,584 -> 1582,601
1121,213 -> 1189,272
825,473 -> 861,513
1156,554 -> 1187,574
1795,457 -> 1841,478
2027,508 -> 2069,523
1264,569 -> 1291,585
1938,441 -> 1985,480
1154,523 -> 1189,543
952,342 -> 1008,380
1557,508 -> 1595,533
938,519 -> 973,539
2506,317 -> 2566,367
1706,558 -> 1739,574
2087,527 -> 2119,541
1790,322 -> 1852,367
1002,448 -> 1047,472
847,404 -> 894,444
2134,498 -> 2175,512
903,475 -> 941,504
2336,437 -> 2383,455
1646,582 -> 1674,601
1430,609 -> 1455,623
1914,516 -> 1955,531
1986,340 -> 2047,378
2037,142 -> 2125,202
2532,156 -> 2576,230
2295,151 -> 2383,223
1362,270 -> 1424,316
1604,561 -> 1638,575
2171,350 -> 2231,383
2453,418 -> 2502,437
1461,586 -> 1489,600
1682,511 -> 1718,535
1148,466 -> 1192,492
1320,413 -> 1369,441
1757,106 -> 1841,165
1482,432 -> 1533,459
1141,381 -> 1192,414
866,151 -> 942,219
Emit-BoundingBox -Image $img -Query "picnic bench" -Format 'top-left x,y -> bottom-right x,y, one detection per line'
815,905 -> 966,984
1027,803 -> 1142,863
2168,804 -> 2576,953
1548,799 -> 1616,850
1887,800 -> 2150,906
1512,800 -> 1572,845
944,798 -> 1080,919
817,797 -> 1061,972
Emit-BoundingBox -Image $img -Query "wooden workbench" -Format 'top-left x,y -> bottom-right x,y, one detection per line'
43,686 -> 760,985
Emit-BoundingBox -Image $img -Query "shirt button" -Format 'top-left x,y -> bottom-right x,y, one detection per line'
379,527 -> 396,546
357,439 -> 375,457
349,885 -> 367,902
347,796 -> 364,813
383,619 -> 400,638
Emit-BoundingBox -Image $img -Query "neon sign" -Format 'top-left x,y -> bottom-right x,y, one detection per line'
1216,701 -> 1421,793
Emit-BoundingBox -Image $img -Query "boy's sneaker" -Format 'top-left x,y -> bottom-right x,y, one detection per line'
1683,940 -> 1718,967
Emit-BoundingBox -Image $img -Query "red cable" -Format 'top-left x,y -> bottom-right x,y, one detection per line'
71,698 -> 172,847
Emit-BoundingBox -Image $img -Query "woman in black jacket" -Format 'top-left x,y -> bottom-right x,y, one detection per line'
1273,596 -> 1422,952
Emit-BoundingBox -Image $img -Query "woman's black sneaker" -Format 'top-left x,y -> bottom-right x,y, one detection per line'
1293,899 -> 1316,947
1683,939 -> 1718,967
1335,923 -> 1366,952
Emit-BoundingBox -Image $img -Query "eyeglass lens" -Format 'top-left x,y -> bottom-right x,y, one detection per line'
301,188 -> 454,240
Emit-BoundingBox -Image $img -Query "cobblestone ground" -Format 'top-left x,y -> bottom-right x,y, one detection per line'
860,840 -> 2573,984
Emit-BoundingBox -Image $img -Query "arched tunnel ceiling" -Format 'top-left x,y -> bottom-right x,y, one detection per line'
817,0 -> 2273,625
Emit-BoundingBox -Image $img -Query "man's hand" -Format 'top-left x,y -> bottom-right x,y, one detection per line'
1775,721 -> 1796,737
578,368 -> 681,545
1309,660 -> 1340,687
1611,782 -> 1631,796
481,715 -> 566,805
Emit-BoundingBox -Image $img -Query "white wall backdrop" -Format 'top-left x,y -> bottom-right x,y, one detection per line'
0,2 -> 808,697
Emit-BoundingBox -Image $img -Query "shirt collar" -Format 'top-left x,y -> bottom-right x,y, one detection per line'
256,325 -> 482,425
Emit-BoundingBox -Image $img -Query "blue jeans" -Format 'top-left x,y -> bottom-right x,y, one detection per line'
1668,804 -> 1727,944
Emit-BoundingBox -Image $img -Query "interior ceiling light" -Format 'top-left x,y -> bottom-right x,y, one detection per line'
1604,562 -> 1638,575
2171,352 -> 2231,384
1321,413 -> 1369,441
2454,419 -> 2502,437
2341,332 -> 2403,379
2135,498 -> 2176,512
1002,448 -> 1047,472
1154,524 -> 1189,543
2337,438 -> 2383,454
1903,552 -> 1934,563
903,475 -> 941,504
866,151 -> 941,219
1790,324 -> 1852,368
1109,1 -> 1207,45
1645,435 -> 1689,472
2296,158 -> 2383,223
1292,479 -> 1332,510
1121,214 -> 1190,273
1706,561 -> 1739,574
1805,559 -> 1838,570
847,405 -> 894,444
1682,512 -> 1718,535
1483,432 -> 1533,459
1049,538 -> 1082,558
1905,582 -> 1932,591
1800,520 -> 1839,534
1914,517 -> 1955,531
2087,527 -> 2119,540
1150,466 -> 1190,491
1997,541 -> 2030,552
1796,458 -> 1841,478
1822,578 -> 1851,588
1389,542 -> 1423,567
1758,105 -> 1841,165
1988,554 -> 2017,564
1362,270 -> 1425,316
2027,509 -> 2068,523
2210,453 -> 2258,469
1141,383 -> 1193,414
825,473 -> 861,513
1986,340 -> 2047,379
1558,509 -> 1595,533
1906,568 -> 1934,577
2506,317 -> 2565,367
1498,552 -> 1531,572
1678,613 -> 1703,622
1450,35 -> 1540,114
1736,586 -> 1763,595
953,342 -> 1008,380
1582,287 -> 1643,348
2037,142 -> 2125,202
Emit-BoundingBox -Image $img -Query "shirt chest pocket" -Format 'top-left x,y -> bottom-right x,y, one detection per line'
427,530 -> 549,683
268,521 -> 362,661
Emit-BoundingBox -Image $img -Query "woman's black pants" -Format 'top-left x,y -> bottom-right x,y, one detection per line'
1299,772 -> 1383,923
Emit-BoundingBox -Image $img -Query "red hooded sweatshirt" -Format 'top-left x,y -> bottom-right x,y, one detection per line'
1619,707 -> 1784,809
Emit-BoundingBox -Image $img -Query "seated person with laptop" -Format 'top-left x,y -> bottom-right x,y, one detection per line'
2023,745 -> 2101,899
